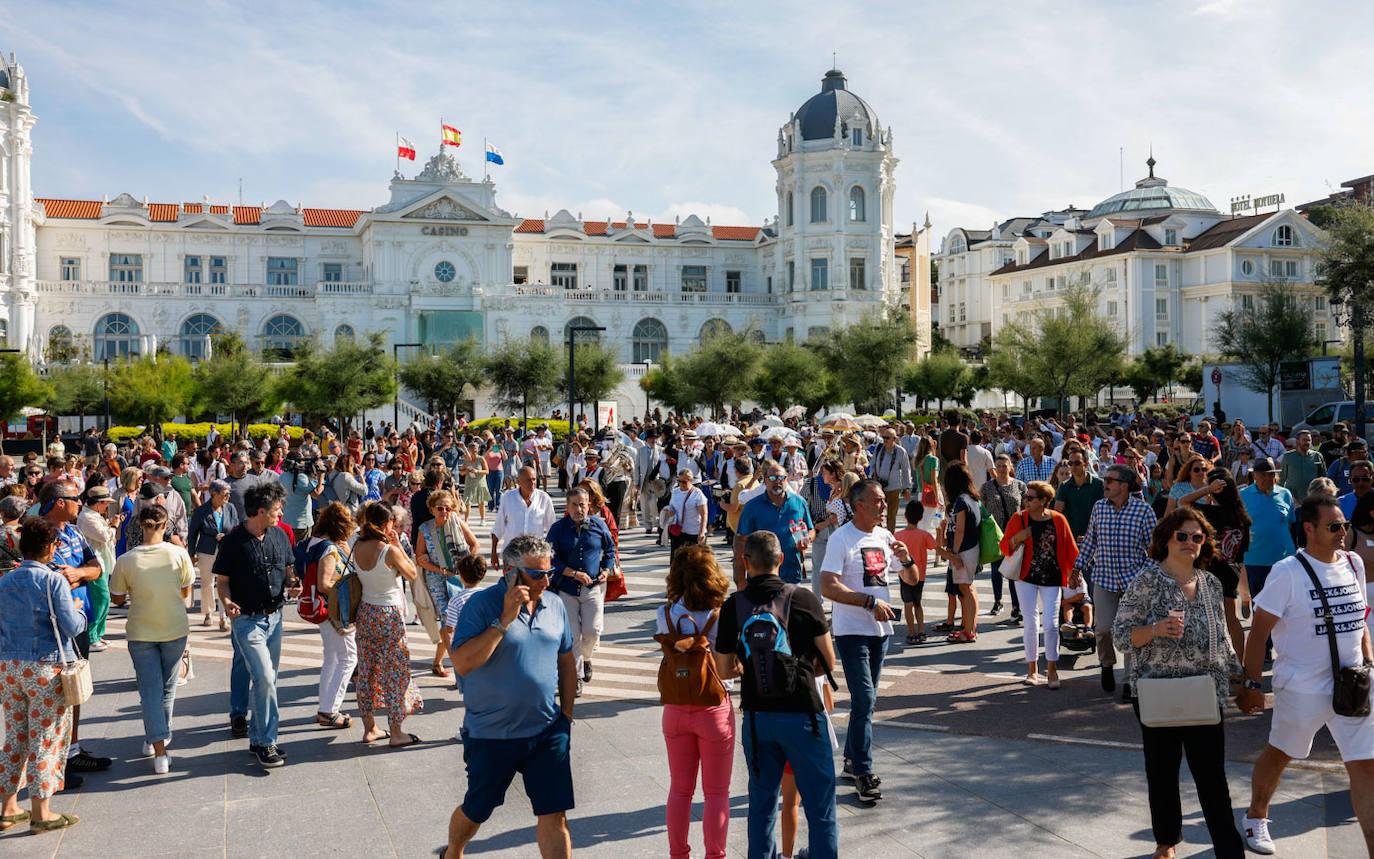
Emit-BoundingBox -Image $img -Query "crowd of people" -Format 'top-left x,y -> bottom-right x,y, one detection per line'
1,407 -> 1373,858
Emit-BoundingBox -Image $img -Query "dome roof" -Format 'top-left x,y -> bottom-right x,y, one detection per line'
1088,156 -> 1217,218
793,69 -> 879,141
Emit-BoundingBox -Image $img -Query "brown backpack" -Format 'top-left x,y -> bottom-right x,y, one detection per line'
654,604 -> 727,707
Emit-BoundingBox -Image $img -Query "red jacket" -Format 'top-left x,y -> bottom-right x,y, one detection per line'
997,510 -> 1079,586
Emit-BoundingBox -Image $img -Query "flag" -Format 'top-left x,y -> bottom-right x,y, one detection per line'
441,124 -> 461,147
397,136 -> 416,160
485,142 -> 505,166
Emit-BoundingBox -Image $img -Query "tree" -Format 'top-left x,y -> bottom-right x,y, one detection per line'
108,355 -> 201,439
1121,343 -> 1190,404
0,354 -> 51,453
194,331 -> 281,437
43,330 -> 88,365
641,353 -> 698,416
399,338 -> 486,423
281,333 -> 396,433
679,329 -> 763,416
562,341 -> 625,423
1179,359 -> 1204,396
752,341 -> 836,415
484,337 -> 561,424
44,363 -> 105,432
816,308 -> 918,413
903,350 -> 974,410
985,324 -> 1048,417
1212,283 -> 1319,423
1315,203 -> 1374,431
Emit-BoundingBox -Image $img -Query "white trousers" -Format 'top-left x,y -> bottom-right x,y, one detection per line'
194,552 -> 221,617
1014,580 -> 1061,664
559,583 -> 606,673
317,622 -> 358,716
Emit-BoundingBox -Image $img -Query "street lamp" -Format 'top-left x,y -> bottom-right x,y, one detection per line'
392,342 -> 423,431
1331,297 -> 1367,441
567,325 -> 606,438
638,359 -> 651,420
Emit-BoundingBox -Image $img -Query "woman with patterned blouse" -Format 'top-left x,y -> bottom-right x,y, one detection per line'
1113,506 -> 1244,859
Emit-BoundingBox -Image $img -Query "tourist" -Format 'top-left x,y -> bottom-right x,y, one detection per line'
1238,457 -> 1296,653
279,453 -> 324,540
1191,468 -> 1251,664
1114,507 -> 1244,858
462,443 -> 491,525
0,516 -> 85,833
868,426 -> 912,532
894,498 -> 937,645
188,479 -> 238,630
75,484 -> 116,650
1165,454 -> 1212,515
352,503 -> 424,747
304,502 -> 358,729
1328,438 -> 1369,496
483,440 -> 505,512
937,463 -> 982,643
109,504 -> 195,774
1279,430 -> 1324,497
1340,459 -> 1374,519
113,466 -> 145,555
664,468 -> 709,561
547,487 -> 617,695
490,466 -> 557,569
1014,437 -> 1055,484
981,454 -> 1025,618
722,456 -> 761,587
416,489 -> 479,678
328,454 -> 368,512
913,434 -> 941,533
736,461 -> 814,587
999,481 -> 1077,687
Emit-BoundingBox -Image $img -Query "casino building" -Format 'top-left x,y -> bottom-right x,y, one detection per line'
0,53 -> 931,418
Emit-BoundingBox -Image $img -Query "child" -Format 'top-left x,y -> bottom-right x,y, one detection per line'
441,554 -> 489,740
893,499 -> 937,644
1059,576 -> 1094,640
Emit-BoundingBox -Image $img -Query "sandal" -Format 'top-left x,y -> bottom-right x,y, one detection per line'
932,621 -> 955,633
914,632 -> 927,644
431,663 -> 451,678
219,618 -> 229,631
906,633 -> 920,645
946,630 -> 977,643
389,732 -> 422,749
316,712 -> 352,729
30,812 -> 80,833
361,730 -> 391,744
0,810 -> 30,831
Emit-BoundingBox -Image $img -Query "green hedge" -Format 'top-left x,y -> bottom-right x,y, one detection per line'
107,423 -> 306,443
466,417 -> 571,437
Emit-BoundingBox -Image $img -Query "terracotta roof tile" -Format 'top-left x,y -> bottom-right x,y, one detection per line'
713,226 -> 760,240
582,221 -> 608,236
232,206 -> 261,225
515,219 -> 545,233
210,205 -> 229,215
652,224 -> 675,238
147,203 -> 178,222
182,203 -> 203,214
301,208 -> 363,228
35,198 -> 103,219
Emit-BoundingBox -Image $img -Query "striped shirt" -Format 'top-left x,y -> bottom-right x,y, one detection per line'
1014,455 -> 1057,484
1071,494 -> 1157,593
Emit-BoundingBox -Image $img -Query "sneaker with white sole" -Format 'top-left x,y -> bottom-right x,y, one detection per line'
1243,816 -> 1275,854
141,740 -> 171,757
153,754 -> 170,774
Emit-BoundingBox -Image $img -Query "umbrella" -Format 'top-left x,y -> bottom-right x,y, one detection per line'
854,414 -> 889,428
760,426 -> 793,441
697,422 -> 742,437
756,415 -> 784,428
781,405 -> 807,421
819,412 -> 861,430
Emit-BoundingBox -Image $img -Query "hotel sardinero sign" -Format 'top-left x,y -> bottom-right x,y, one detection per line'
421,226 -> 469,236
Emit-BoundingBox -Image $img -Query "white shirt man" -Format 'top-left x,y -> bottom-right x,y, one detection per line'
490,467 -> 557,567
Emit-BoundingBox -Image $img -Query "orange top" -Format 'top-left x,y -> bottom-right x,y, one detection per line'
997,510 -> 1079,586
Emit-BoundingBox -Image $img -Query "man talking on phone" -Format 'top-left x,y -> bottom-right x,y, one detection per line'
821,478 -> 910,804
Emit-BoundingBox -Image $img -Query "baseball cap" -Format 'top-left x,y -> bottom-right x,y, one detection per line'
147,465 -> 173,479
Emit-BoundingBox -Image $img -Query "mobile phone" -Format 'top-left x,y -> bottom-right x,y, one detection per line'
505,568 -> 518,588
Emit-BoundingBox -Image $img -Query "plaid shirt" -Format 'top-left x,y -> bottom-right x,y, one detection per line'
1014,455 -> 1057,484
1072,494 -> 1157,592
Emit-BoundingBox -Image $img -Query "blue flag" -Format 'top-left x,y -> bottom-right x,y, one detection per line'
485,142 -> 504,166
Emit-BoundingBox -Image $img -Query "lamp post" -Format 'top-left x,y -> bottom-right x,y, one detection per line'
1332,297 -> 1368,442
392,342 -> 423,431
567,325 -> 606,439
638,359 -> 651,420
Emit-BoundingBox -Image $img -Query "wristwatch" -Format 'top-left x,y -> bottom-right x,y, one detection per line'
1242,678 -> 1262,691
901,559 -> 915,568
489,619 -> 509,637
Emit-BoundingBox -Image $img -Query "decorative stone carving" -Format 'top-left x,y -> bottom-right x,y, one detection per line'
320,239 -> 349,253
54,231 -> 84,248
416,151 -> 467,183
410,198 -> 485,221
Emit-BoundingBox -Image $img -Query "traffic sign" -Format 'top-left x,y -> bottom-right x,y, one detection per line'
1210,368 -> 1222,386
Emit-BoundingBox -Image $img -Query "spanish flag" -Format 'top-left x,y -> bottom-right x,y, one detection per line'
441,124 -> 461,147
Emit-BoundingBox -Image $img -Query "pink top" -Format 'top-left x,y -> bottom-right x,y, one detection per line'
484,450 -> 503,471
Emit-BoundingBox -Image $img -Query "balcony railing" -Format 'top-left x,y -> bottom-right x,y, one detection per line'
34,280 -> 375,299
508,284 -> 779,305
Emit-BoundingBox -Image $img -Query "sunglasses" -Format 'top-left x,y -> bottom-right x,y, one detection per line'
1321,521 -> 1352,533
764,475 -> 787,482
514,565 -> 550,580
433,505 -> 454,512
1173,531 -> 1205,544
1354,477 -> 1373,484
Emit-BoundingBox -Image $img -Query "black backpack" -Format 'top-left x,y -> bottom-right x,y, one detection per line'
735,584 -> 801,703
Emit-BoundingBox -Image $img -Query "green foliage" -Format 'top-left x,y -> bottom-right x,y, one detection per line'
43,363 -> 105,419
1179,359 -> 1204,394
903,350 -> 975,409
1212,283 -> 1319,422
43,330 -> 88,365
676,329 -> 762,415
1121,344 -> 1191,404
562,340 -> 625,409
399,338 -> 487,420
1305,204 -> 1341,231
107,355 -> 200,435
281,333 -> 396,430
484,337 -> 562,422
0,355 -> 52,450
107,422 -> 304,443
985,323 -> 1048,415
194,332 -> 281,429
641,353 -> 698,415
752,341 -> 836,415
465,417 -> 570,437
1316,202 -> 1374,306
816,308 -> 918,412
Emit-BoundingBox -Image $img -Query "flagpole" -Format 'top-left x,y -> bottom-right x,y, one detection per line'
483,137 -> 488,181
395,132 -> 399,174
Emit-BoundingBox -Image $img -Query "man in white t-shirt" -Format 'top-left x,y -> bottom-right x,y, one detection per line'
1237,493 -> 1374,854
820,477 -> 912,805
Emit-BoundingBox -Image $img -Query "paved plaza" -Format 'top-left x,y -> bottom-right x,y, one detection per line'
4,496 -> 1368,857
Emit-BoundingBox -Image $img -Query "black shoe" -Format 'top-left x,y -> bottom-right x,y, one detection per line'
576,679 -> 583,698
1100,666 -> 1116,693
268,743 -> 288,760
250,744 -> 284,769
1010,609 -> 1022,623
66,750 -> 112,772
583,660 -> 593,683
990,601 -> 1003,615
841,760 -> 855,780
61,771 -> 84,791
230,715 -> 249,739
855,773 -> 883,802
1122,683 -> 1134,704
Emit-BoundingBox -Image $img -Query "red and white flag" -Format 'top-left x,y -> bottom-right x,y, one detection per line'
397,136 -> 416,160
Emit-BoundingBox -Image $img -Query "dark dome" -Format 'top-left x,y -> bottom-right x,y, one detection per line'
793,69 -> 879,141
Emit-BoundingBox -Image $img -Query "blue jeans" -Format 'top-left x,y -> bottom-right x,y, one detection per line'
834,634 -> 888,775
741,710 -> 838,859
989,560 -> 1021,609
486,471 -> 502,510
128,636 -> 187,745
230,611 -> 283,746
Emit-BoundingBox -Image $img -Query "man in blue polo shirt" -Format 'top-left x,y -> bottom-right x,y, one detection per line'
737,462 -> 814,585
446,533 -> 576,859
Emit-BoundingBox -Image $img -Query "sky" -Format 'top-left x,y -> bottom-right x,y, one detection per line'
7,0 -> 1374,241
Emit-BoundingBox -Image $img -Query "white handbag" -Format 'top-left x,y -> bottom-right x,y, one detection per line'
46,585 -> 93,707
1000,512 -> 1026,582
1135,573 -> 1221,728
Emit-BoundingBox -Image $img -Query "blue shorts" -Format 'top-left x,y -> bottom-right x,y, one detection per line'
460,713 -> 574,823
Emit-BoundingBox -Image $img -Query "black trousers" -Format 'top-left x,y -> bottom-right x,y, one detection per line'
604,480 -> 629,528
669,531 -> 699,563
1135,703 -> 1243,856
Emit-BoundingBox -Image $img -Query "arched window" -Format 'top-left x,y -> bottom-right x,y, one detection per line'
950,235 -> 967,254
180,313 -> 223,360
530,325 -> 550,345
94,313 -> 140,360
262,314 -> 305,359
786,192 -> 794,227
848,186 -> 866,222
564,316 -> 601,345
0,318 -> 7,348
810,187 -> 827,223
632,318 -> 668,363
47,325 -> 74,362
699,318 -> 732,344
1273,225 -> 1296,247
334,324 -> 356,342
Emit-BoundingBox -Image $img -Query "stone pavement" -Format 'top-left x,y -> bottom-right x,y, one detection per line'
3,491 -> 1367,856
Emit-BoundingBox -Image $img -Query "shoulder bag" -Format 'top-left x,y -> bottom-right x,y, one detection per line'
46,584 -> 93,707
1000,511 -> 1026,582
1296,552 -> 1372,717
1136,571 -> 1221,728
977,500 -> 1004,566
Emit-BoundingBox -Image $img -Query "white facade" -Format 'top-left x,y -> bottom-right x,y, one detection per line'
0,58 -> 915,419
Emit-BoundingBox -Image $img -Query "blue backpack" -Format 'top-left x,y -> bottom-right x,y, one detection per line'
735,584 -> 801,702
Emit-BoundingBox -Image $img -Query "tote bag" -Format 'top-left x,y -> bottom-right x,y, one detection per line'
46,586 -> 92,707
1136,573 -> 1221,728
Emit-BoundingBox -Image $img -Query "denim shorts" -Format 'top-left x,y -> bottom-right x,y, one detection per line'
460,712 -> 574,823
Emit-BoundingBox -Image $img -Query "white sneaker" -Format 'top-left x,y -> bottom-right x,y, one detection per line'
141,740 -> 171,757
1243,816 -> 1275,854
153,754 -> 170,774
